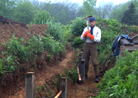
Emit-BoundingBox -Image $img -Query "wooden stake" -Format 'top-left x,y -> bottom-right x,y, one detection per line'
61,77 -> 67,98
81,59 -> 85,82
25,72 -> 35,98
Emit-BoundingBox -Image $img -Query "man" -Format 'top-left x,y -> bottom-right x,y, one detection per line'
80,17 -> 101,83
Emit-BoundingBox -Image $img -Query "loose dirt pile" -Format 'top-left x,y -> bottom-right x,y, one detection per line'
0,16 -> 47,50
0,16 -> 26,27
7,49 -> 75,98
0,16 -> 48,97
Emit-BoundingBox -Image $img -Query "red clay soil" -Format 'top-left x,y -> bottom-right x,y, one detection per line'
67,57 -> 116,98
0,21 -> 47,51
0,17 -> 49,98
67,64 -> 99,98
6,50 -> 75,98
6,50 -> 99,98
0,49 -> 116,98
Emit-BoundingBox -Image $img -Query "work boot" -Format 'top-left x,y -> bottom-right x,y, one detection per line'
95,76 -> 99,83
85,75 -> 88,79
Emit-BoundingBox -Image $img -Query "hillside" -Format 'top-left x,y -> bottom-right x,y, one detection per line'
0,16 -> 138,98
1,0 -> 138,98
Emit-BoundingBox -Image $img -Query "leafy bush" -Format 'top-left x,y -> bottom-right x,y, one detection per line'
3,55 -> 18,72
97,29 -> 118,64
0,33 -> 66,74
64,68 -> 78,83
64,29 -> 72,39
68,68 -> 78,83
96,50 -> 138,98
128,25 -> 138,32
34,10 -> 50,24
71,17 -> 86,36
67,35 -> 75,42
46,20 -> 65,42
26,35 -> 44,57
42,35 -> 65,56
72,37 -> 85,48
4,35 -> 28,62
105,19 -> 121,32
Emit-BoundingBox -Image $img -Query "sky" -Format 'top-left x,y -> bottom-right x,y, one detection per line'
40,0 -> 130,6
96,0 -> 129,6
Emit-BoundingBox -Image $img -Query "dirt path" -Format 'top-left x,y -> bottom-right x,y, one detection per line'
6,50 -> 115,98
67,64 -> 100,98
8,50 -> 75,98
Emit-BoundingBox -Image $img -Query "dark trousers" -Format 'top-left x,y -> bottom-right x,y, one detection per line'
84,42 -> 99,76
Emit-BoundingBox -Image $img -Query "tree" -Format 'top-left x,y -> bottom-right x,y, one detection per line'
34,10 -> 50,24
110,2 -> 131,22
131,0 -> 138,8
76,6 -> 87,17
0,0 -> 16,19
40,2 -> 77,24
95,2 -> 114,19
13,1 -> 35,24
83,0 -> 97,16
121,2 -> 138,25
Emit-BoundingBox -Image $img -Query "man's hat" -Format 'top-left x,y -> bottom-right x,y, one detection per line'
89,17 -> 96,22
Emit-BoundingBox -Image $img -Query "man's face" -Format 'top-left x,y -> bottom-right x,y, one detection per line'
89,21 -> 96,27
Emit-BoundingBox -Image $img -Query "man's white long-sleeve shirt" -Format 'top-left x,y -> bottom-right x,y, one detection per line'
81,26 -> 101,43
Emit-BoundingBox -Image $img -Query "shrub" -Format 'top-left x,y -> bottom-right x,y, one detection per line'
3,55 -> 18,72
42,35 -> 65,56
64,68 -> 78,83
34,10 -> 50,24
97,30 -> 118,64
71,17 -> 86,36
72,37 -> 85,48
64,29 -> 72,40
1,33 -> 66,74
96,50 -> 138,98
4,35 -> 28,62
128,25 -> 138,32
68,68 -> 78,83
67,35 -> 75,42
26,35 -> 44,57
46,20 -> 65,42
105,19 -> 121,32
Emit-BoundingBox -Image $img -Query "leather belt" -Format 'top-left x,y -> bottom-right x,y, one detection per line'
85,42 -> 94,44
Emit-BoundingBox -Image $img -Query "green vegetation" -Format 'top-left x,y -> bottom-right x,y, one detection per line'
69,17 -> 120,65
121,3 -> 138,25
105,19 -> 121,32
63,25 -> 72,40
96,50 -> 138,98
0,29 -> 66,74
34,10 -> 50,24
64,68 -> 78,83
110,2 -> 131,22
1,0 -> 138,97
46,20 -> 66,42
14,1 -> 35,24
1,0 -> 138,25
42,34 -> 65,56
71,17 -> 86,36
72,37 -> 85,48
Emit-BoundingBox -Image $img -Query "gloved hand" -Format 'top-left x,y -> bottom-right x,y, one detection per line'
83,30 -> 90,38
87,33 -> 94,40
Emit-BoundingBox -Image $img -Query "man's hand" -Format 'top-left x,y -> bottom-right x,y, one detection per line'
87,33 -> 94,40
83,30 -> 90,38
